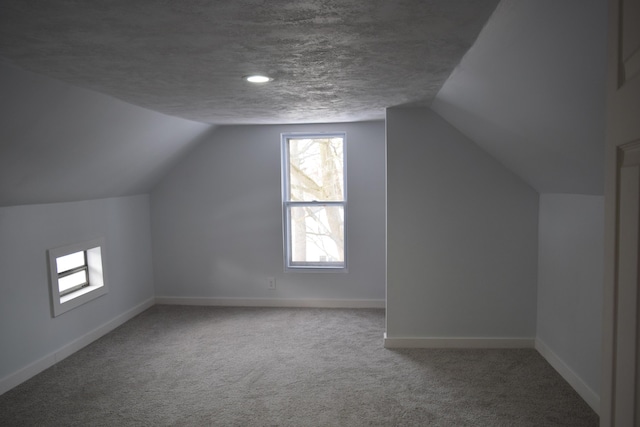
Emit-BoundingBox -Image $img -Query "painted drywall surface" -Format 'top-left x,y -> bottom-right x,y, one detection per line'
151,122 -> 385,300
386,108 -> 539,338
0,60 -> 213,207
431,0 -> 607,195
537,194 -> 604,395
0,195 -> 154,380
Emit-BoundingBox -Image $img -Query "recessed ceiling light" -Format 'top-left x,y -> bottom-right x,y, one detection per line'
244,75 -> 273,83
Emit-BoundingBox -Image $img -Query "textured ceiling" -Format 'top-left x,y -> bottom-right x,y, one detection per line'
0,0 -> 498,124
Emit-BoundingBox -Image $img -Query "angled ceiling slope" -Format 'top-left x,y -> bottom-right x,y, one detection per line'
0,0 -> 499,124
432,0 -> 607,195
0,61 -> 213,207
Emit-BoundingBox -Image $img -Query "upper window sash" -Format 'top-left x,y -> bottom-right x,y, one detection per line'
282,133 -> 347,203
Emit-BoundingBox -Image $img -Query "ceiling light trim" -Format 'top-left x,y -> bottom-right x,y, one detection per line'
244,75 -> 273,83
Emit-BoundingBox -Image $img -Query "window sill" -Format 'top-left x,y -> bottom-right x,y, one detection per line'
60,284 -> 106,304
285,266 -> 348,273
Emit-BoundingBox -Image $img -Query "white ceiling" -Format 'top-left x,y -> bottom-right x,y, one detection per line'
432,0 -> 607,195
0,0 -> 499,124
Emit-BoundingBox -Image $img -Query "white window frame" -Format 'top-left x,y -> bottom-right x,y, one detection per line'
47,237 -> 108,317
281,132 -> 348,272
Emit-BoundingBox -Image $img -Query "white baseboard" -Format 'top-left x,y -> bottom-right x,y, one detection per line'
383,334 -> 535,349
0,297 -> 154,396
155,296 -> 385,309
535,338 -> 600,415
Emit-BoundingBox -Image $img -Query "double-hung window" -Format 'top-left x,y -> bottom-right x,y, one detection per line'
281,133 -> 347,271
48,238 -> 108,317
57,250 -> 90,296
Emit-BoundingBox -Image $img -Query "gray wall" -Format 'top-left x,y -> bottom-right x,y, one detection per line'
537,194 -> 604,395
151,122 -> 386,302
0,195 -> 155,381
386,108 -> 539,338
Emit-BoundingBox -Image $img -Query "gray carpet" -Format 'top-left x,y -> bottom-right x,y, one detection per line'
0,306 -> 598,426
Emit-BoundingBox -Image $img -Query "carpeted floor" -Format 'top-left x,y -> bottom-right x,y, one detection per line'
0,305 -> 598,426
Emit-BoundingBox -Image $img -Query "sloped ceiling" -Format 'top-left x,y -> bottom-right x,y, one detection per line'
432,0 -> 607,195
0,0 -> 502,207
0,61 -> 213,207
0,0 -> 607,206
0,0 -> 499,124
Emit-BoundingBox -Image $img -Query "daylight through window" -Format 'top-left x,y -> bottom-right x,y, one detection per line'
281,133 -> 347,270
48,238 -> 108,317
56,250 -> 89,296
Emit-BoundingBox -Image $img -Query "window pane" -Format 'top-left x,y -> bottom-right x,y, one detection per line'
56,251 -> 85,273
58,270 -> 88,293
288,137 -> 344,202
290,205 -> 344,263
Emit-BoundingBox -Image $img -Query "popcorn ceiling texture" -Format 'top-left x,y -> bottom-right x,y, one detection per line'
0,0 -> 499,124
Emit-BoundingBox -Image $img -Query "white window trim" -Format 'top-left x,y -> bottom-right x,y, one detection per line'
281,132 -> 348,272
47,237 -> 108,317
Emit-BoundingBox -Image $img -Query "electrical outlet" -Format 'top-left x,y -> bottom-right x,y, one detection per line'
267,277 -> 276,289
